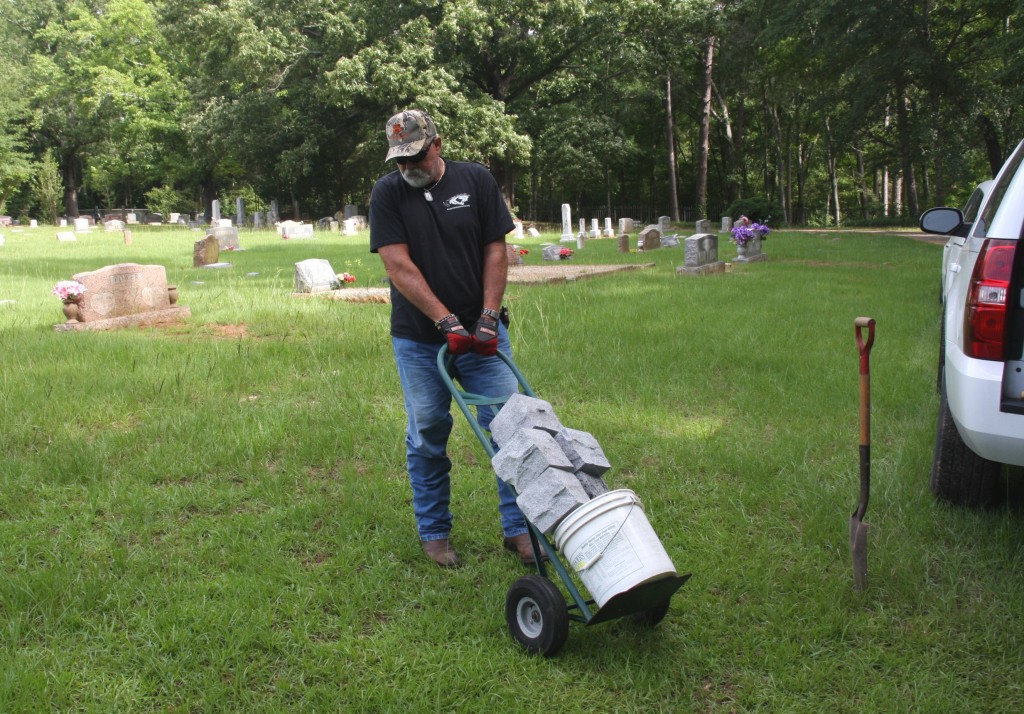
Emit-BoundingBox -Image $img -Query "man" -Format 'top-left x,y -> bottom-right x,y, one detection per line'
369,108 -> 542,568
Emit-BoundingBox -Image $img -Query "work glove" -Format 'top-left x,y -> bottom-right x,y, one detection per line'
471,309 -> 500,356
435,313 -> 473,355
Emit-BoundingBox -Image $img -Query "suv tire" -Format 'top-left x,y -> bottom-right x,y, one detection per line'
931,382 -> 1003,507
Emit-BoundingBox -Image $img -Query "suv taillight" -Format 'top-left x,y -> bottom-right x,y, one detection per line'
964,239 -> 1015,360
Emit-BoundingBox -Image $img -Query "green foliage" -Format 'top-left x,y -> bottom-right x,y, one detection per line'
725,197 -> 785,225
144,184 -> 189,216
31,151 -> 62,224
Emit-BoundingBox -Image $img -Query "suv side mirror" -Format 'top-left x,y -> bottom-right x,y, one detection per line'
920,207 -> 964,235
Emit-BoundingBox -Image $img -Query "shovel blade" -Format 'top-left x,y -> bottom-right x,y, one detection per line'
849,516 -> 869,592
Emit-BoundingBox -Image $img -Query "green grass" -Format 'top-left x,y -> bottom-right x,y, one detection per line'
1,225 -> 1022,711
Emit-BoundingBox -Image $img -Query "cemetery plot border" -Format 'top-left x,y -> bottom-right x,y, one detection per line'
505,263 -> 655,285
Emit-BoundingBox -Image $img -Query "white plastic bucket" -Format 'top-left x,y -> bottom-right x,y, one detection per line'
553,488 -> 676,608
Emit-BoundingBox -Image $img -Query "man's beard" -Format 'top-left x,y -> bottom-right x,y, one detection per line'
400,167 -> 433,188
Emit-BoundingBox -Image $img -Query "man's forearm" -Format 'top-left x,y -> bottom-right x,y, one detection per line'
481,240 -> 508,312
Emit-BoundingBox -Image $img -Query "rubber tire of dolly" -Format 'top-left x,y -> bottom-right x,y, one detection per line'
630,598 -> 671,628
505,575 -> 569,657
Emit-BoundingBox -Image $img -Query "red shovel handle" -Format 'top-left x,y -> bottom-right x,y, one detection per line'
854,317 -> 875,448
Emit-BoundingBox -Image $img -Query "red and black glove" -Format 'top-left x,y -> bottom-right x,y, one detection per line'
471,308 -> 500,356
435,313 -> 473,355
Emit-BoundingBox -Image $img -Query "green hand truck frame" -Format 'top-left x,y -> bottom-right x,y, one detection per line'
437,345 -> 691,656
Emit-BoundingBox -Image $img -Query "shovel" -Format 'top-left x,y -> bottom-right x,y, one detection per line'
850,317 -> 876,592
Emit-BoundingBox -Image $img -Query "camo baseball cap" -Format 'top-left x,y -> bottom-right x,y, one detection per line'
384,109 -> 438,161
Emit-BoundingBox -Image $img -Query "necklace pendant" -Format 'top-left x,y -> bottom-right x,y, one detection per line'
424,190 -> 433,202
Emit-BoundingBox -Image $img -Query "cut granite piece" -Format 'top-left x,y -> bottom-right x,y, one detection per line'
555,427 -> 611,476
516,470 -> 590,535
492,429 -> 574,491
574,470 -> 610,499
489,393 -> 563,447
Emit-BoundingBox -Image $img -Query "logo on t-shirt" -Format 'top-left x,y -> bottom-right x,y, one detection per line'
443,193 -> 471,211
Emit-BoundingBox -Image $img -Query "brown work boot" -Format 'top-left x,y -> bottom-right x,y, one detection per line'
421,538 -> 461,568
503,533 -> 549,565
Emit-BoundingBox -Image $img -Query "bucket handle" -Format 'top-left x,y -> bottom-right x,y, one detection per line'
572,501 -> 638,573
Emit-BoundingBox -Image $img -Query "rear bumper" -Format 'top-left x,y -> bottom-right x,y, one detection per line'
946,347 -> 1024,467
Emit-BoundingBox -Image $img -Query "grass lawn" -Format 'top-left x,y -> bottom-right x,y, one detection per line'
1,225 -> 1022,711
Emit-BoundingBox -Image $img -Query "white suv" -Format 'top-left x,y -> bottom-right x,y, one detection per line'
921,139 -> 1024,506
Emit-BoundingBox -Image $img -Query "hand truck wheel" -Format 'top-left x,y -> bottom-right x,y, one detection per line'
505,575 -> 569,657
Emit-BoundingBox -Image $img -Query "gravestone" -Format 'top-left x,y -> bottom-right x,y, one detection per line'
603,218 -> 614,237
343,218 -> 357,235
235,198 -> 245,226
54,263 -> 189,331
541,244 -> 562,262
590,218 -> 599,239
573,218 -> 585,242
294,258 -> 338,293
659,216 -> 671,234
59,218 -> 68,227
734,234 -> 766,263
268,200 -> 279,225
123,230 -> 132,245
507,244 -> 525,267
527,227 -> 540,237
148,213 -> 163,225
126,213 -> 138,224
74,217 -> 90,232
639,225 -> 661,251
513,221 -> 524,240
169,212 -> 180,224
618,217 -> 634,235
105,219 -> 125,231
209,226 -> 240,251
211,200 -> 221,223
560,203 -> 573,242
193,235 -> 220,267
676,234 -> 725,276
695,218 -> 712,234
344,204 -> 358,219
721,216 -> 732,233
253,212 -> 264,229
0,215 -> 11,226
56,231 -> 77,242
29,219 -> 38,228
662,234 -> 680,248
618,234 -> 630,253
280,221 -> 315,239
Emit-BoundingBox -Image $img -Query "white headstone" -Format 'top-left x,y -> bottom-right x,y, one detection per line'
29,219 -> 38,228
590,218 -> 599,238
211,200 -> 221,223
721,216 -> 732,233
603,217 -> 614,237
659,216 -> 670,234
74,217 -> 89,232
527,227 -> 540,237
513,221 -> 524,240
57,231 -> 77,242
294,258 -> 338,293
343,218 -> 357,235
560,204 -> 573,242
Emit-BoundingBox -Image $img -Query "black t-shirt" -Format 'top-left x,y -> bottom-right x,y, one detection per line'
369,160 -> 513,343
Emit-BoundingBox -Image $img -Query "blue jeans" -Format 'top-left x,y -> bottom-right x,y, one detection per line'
391,323 -> 528,541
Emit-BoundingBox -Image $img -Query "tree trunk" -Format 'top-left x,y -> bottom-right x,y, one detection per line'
666,72 -> 680,222
856,146 -> 869,220
695,38 -> 714,220
61,154 -> 80,218
975,113 -> 1003,177
824,116 -> 840,226
896,84 -> 919,217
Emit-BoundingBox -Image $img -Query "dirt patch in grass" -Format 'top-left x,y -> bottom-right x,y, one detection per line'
506,262 -> 656,284
301,263 -> 657,303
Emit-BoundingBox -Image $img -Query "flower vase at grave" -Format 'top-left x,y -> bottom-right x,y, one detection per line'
736,243 -> 748,259
167,285 -> 178,305
61,299 -> 80,323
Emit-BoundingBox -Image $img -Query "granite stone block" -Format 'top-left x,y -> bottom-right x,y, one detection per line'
555,427 -> 611,476
516,469 -> 590,534
489,393 -> 563,447
492,429 -> 574,490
